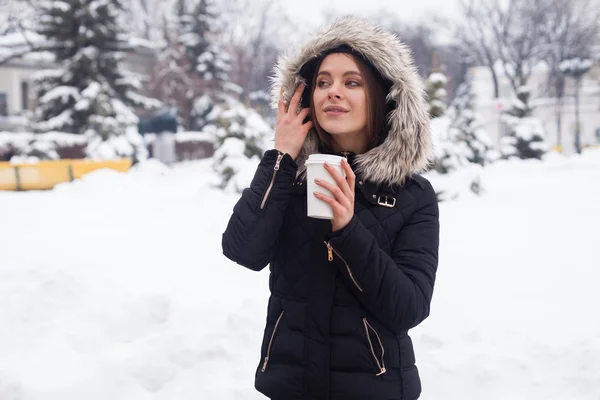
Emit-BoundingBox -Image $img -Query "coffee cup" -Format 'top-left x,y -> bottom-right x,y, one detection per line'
306,154 -> 346,219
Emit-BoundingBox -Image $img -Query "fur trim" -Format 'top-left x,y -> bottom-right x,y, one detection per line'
269,16 -> 432,186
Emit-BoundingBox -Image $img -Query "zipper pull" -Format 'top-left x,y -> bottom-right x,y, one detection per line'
261,357 -> 269,372
274,153 -> 283,171
325,241 -> 333,261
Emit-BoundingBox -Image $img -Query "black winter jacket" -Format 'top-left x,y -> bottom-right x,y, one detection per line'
222,16 -> 440,400
222,149 -> 439,400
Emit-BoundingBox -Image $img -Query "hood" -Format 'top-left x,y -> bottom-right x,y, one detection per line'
269,16 -> 432,186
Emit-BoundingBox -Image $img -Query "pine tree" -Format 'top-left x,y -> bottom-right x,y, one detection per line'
449,79 -> 497,166
426,72 -> 448,119
31,0 -> 160,160
500,86 -> 547,160
178,0 -> 232,130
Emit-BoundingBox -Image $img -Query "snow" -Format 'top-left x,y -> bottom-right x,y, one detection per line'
559,58 -> 593,75
40,86 -> 79,104
38,110 -> 74,132
428,72 -> 447,85
51,1 -> 71,13
0,30 -> 44,47
1,148 -> 599,399
512,117 -> 546,142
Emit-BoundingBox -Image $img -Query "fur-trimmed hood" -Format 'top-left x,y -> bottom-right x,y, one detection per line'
269,16 -> 432,186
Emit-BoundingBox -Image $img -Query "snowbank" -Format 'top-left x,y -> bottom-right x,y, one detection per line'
0,149 -> 599,399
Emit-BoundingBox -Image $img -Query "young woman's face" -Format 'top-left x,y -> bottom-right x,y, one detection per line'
312,53 -> 367,142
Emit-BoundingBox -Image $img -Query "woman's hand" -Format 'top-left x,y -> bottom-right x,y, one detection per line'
313,159 -> 356,232
274,84 -> 313,160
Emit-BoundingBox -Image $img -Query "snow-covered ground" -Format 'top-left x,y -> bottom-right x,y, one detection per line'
1,149 -> 599,400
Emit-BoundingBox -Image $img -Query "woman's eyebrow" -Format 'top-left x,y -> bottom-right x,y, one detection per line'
316,70 -> 362,77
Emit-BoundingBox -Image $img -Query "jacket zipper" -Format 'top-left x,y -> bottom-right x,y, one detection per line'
324,241 -> 363,292
260,152 -> 284,209
261,310 -> 285,372
363,318 -> 387,376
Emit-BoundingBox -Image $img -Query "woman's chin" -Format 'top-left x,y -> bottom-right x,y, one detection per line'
321,123 -> 350,135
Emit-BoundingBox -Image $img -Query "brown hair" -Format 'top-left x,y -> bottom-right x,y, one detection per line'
308,52 -> 390,153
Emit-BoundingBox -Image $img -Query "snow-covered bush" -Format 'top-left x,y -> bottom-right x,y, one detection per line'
500,86 -> 547,160
448,80 -> 499,166
210,99 -> 272,191
426,72 -> 448,119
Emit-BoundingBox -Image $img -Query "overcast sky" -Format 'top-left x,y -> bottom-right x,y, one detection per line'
283,0 -> 462,28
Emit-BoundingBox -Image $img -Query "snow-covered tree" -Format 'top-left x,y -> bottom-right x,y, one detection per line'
176,0 -> 232,130
30,0 -> 161,160
427,71 -> 469,174
426,72 -> 448,118
427,76 -> 490,202
211,98 -> 272,192
448,79 -> 498,166
430,116 -> 469,174
427,116 -> 484,202
500,86 -> 547,160
179,0 -> 231,87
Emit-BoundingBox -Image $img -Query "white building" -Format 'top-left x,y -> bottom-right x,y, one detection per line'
469,61 -> 600,155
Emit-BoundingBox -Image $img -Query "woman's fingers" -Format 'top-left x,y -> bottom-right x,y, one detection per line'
314,178 -> 349,207
287,83 -> 305,116
324,162 -> 353,199
341,159 -> 356,191
313,191 -> 344,214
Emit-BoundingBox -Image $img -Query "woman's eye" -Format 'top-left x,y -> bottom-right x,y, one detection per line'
317,81 -> 329,88
347,80 -> 360,87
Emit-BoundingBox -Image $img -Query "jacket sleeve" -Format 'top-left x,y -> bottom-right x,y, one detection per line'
324,179 -> 439,334
221,149 -> 298,271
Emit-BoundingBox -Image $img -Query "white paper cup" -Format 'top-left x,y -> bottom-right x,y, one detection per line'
306,154 -> 346,219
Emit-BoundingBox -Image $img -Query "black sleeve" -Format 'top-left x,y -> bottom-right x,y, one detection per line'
324,179 -> 440,333
221,149 -> 298,271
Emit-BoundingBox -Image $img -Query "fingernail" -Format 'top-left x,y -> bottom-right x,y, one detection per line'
313,191 -> 319,196
324,162 -> 329,167
314,178 -> 320,183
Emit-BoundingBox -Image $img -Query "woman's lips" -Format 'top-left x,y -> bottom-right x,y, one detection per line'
324,110 -> 348,116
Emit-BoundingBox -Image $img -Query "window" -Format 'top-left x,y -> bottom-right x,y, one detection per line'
21,81 -> 29,111
0,92 -> 7,116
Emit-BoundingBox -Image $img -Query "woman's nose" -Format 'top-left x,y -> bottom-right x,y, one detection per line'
327,84 -> 342,100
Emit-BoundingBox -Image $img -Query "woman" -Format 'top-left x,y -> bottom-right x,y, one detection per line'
222,16 -> 439,400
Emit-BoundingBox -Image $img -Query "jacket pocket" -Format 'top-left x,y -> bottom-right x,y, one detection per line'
362,317 -> 387,376
325,241 -> 364,292
261,310 -> 285,372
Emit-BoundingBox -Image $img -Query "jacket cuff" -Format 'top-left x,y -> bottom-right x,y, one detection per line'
325,215 -> 360,246
261,149 -> 298,175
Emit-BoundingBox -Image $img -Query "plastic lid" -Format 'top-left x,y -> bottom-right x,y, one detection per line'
304,154 -> 345,165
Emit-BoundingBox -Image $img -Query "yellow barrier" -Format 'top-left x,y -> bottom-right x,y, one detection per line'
0,158 -> 133,191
